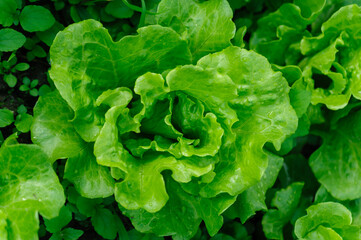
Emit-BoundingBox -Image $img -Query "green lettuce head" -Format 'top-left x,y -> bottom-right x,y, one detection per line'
32,0 -> 298,238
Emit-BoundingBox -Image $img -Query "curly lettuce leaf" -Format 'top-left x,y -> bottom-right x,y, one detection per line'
310,109 -> 361,200
0,137 -> 65,239
31,91 -> 85,162
64,144 -> 114,198
295,202 -> 361,240
156,0 -> 236,62
250,0 -> 326,65
298,4 -> 361,110
50,19 -> 191,141
122,175 -> 236,239
32,91 -> 114,199
197,46 -> 298,197
225,152 -> 284,223
315,186 -> 361,226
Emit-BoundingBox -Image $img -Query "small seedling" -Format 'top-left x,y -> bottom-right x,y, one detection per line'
14,104 -> 33,133
19,77 -> 39,96
0,52 -> 29,87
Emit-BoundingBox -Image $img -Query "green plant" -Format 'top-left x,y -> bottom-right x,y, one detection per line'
0,52 -> 29,87
14,104 -> 33,133
19,77 -> 39,96
2,0 -> 361,239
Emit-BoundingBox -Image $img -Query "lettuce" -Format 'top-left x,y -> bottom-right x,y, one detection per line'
0,136 -> 65,239
310,109 -> 361,200
30,0 -> 298,237
295,202 -> 361,240
2,0 -> 359,238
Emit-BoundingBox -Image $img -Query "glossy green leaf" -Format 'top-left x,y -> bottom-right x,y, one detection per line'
197,47 -> 298,197
14,62 -> 30,71
298,4 -> 361,110
250,0 -> 325,65
49,228 -> 84,240
75,196 -> 100,217
32,91 -> 115,199
122,176 -> 235,239
294,202 -> 359,240
4,74 -> 17,87
226,152 -> 284,223
64,144 -> 114,199
156,0 -> 236,62
315,186 -> 361,226
0,139 -> 65,240
105,0 -> 134,19
31,91 -> 86,162
310,110 -> 361,200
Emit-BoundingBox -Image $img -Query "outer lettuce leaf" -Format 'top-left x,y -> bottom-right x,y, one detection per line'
156,0 -> 236,62
197,47 -> 298,197
295,202 -> 361,240
31,91 -> 85,162
225,152 -> 284,223
298,4 -> 361,110
121,175 -> 236,239
50,19 -> 191,141
64,144 -> 114,198
315,186 -> 361,226
250,0 -> 326,65
0,137 -> 65,240
262,182 -> 304,240
32,91 -> 114,199
310,109 -> 361,200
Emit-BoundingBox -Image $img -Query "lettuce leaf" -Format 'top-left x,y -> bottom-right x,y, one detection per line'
224,152 -> 284,223
250,0 -> 326,65
295,202 -> 361,240
156,0 -> 236,62
262,182 -> 304,239
310,109 -> 361,200
32,91 -> 114,199
0,136 -> 65,239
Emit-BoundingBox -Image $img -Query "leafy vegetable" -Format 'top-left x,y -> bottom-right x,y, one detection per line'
0,136 -> 65,239
310,109 -> 361,200
1,0 -> 361,239
295,202 -> 361,240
